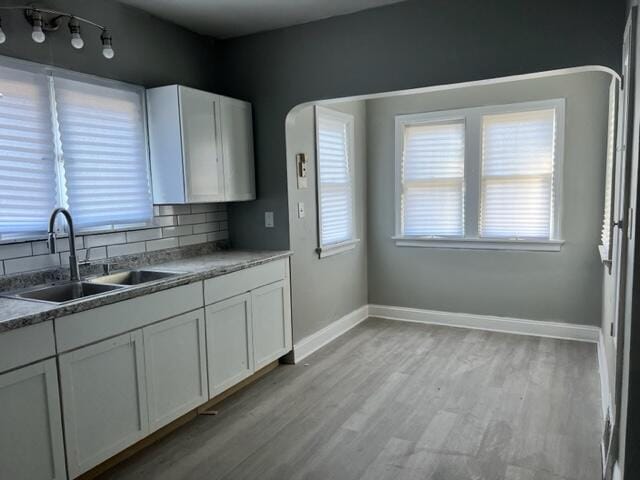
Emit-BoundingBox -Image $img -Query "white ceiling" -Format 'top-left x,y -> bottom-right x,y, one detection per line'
120,0 -> 408,39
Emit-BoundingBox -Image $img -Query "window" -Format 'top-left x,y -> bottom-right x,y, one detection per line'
479,109 -> 556,239
0,57 -> 152,239
395,100 -> 565,251
314,106 -> 358,258
599,78 -> 619,267
0,63 -> 58,236
400,119 -> 465,237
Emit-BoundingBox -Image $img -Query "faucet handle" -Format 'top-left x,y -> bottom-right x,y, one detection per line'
47,232 -> 57,253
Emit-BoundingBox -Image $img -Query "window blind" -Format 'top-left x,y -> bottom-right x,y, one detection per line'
601,81 -> 618,261
54,77 -> 152,229
401,120 -> 465,236
316,109 -> 354,246
479,109 -> 556,239
0,65 -> 57,236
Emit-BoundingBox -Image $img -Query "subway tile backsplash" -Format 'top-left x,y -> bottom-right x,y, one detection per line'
0,204 -> 229,276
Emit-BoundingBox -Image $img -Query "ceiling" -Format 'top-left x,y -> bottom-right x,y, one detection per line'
120,0 -> 408,39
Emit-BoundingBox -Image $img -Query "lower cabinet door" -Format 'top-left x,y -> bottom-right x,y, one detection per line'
251,280 -> 292,369
206,293 -> 254,398
59,331 -> 148,478
0,359 -> 66,480
143,309 -> 208,431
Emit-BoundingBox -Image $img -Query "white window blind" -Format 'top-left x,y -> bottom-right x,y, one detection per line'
316,107 -> 355,247
479,109 -> 557,239
600,80 -> 618,263
0,64 -> 57,236
400,120 -> 465,236
54,77 -> 152,229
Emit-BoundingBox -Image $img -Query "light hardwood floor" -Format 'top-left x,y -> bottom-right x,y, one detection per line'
101,318 -> 602,480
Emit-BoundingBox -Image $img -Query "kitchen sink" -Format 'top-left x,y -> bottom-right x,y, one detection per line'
89,269 -> 178,286
6,281 -> 124,304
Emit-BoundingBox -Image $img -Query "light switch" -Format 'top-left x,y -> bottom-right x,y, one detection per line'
265,211 -> 274,228
298,202 -> 305,218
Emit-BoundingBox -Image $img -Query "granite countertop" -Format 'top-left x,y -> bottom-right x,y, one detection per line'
0,250 -> 291,333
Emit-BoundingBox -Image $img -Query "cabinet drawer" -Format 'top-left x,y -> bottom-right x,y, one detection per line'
56,282 -> 203,352
204,259 -> 286,305
0,322 -> 56,374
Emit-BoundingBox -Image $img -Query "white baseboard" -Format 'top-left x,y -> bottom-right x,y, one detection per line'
613,462 -> 621,480
368,304 -> 600,343
598,330 -> 613,421
292,305 -> 369,363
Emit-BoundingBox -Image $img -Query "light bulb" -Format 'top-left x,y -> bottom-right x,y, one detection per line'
69,19 -> 84,49
102,45 -> 114,59
32,25 -> 45,43
71,32 -> 84,49
0,26 -> 6,45
101,30 -> 114,59
31,12 -> 45,43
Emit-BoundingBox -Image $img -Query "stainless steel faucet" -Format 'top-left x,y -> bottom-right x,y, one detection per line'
48,208 -> 80,281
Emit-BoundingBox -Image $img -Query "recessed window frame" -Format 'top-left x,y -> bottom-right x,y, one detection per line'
314,105 -> 359,258
394,99 -> 566,252
0,54 -> 153,241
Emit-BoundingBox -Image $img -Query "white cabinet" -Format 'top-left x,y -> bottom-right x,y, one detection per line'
144,310 -> 208,431
206,293 -> 254,397
220,96 -> 255,201
59,331 -> 148,478
147,85 -> 255,204
251,280 -> 292,369
179,87 -> 225,202
0,359 -> 66,480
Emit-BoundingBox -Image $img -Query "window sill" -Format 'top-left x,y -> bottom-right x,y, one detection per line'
317,238 -> 360,258
598,244 -> 612,269
392,236 -> 564,252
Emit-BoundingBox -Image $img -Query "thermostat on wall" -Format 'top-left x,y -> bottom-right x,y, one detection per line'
296,153 -> 308,189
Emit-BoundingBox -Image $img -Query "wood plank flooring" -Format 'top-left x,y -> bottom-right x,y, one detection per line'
100,318 -> 602,480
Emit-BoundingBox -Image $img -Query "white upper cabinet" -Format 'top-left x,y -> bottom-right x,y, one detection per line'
220,96 -> 256,201
147,85 -> 256,204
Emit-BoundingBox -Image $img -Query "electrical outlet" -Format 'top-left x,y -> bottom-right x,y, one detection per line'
298,202 -> 305,218
265,211 -> 274,228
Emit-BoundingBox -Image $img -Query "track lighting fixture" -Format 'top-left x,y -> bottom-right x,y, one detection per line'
0,5 -> 114,59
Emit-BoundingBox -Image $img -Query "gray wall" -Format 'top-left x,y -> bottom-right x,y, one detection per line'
0,0 -> 218,90
286,101 -> 368,342
366,71 -> 612,326
217,0 -> 626,251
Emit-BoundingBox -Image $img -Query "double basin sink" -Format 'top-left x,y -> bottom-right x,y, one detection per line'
4,270 -> 179,304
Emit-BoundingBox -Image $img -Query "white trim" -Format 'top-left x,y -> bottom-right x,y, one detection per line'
613,462 -> 621,480
393,236 -> 564,252
312,66 -> 620,106
292,305 -> 369,363
368,304 -> 600,343
317,238 -> 360,258
598,329 -> 613,423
